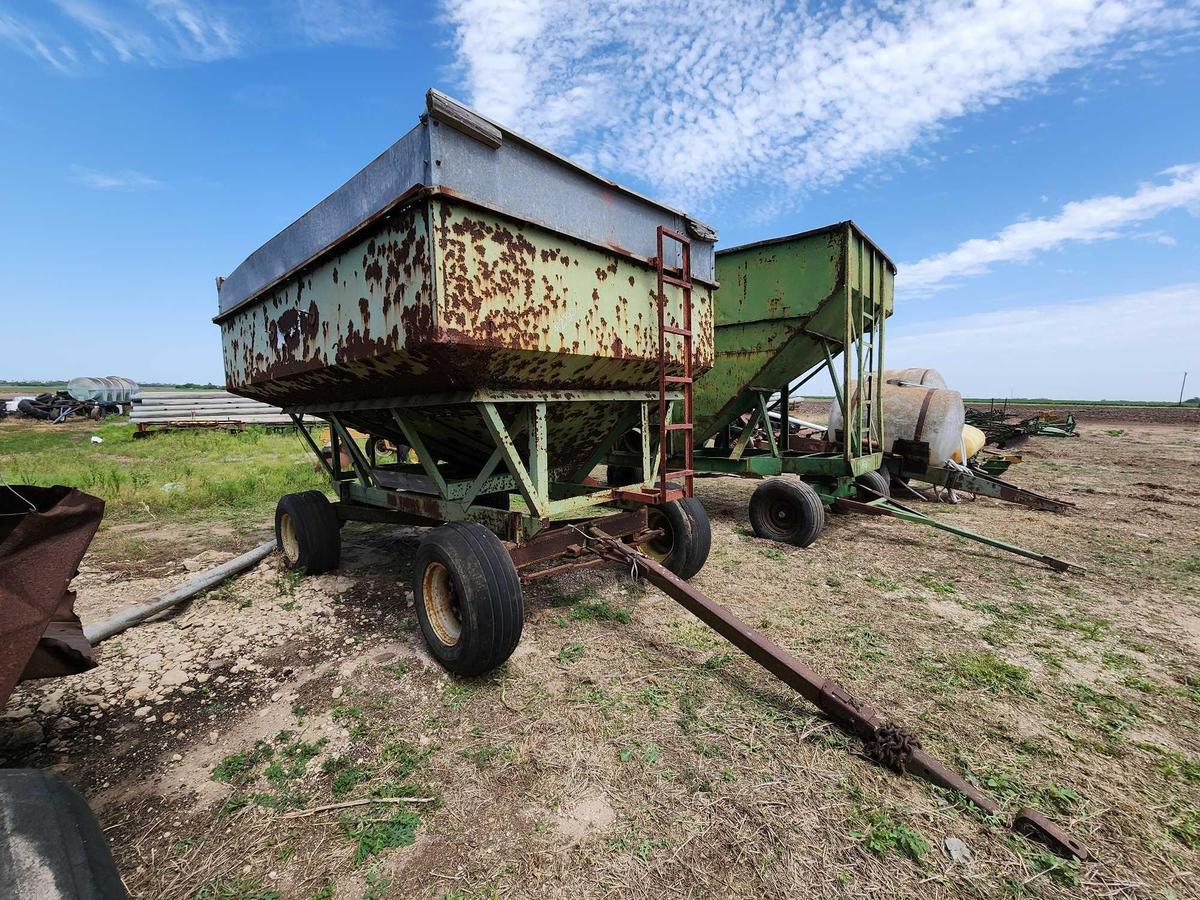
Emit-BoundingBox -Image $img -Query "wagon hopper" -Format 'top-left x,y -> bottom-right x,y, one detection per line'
216,90 -> 716,675
608,222 -> 893,542
605,223 -> 1077,569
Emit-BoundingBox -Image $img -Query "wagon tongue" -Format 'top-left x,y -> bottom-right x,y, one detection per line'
585,526 -> 1090,862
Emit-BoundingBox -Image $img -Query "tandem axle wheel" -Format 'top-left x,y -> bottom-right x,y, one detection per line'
274,493 -> 713,678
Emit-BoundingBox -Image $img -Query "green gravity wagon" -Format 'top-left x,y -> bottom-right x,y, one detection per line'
215,90 -> 716,675
606,221 -> 896,547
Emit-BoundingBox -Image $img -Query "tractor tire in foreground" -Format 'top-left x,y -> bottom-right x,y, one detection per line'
275,491 -> 341,575
0,769 -> 124,899
748,477 -> 826,547
414,522 -> 524,677
639,497 -> 711,580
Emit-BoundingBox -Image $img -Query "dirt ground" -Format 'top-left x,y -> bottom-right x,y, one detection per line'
3,413 -> 1198,899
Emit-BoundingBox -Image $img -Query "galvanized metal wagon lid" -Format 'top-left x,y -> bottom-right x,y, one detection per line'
215,89 -> 717,319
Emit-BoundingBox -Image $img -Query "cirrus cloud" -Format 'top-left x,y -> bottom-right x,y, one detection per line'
901,163 -> 1200,294
443,0 -> 1200,211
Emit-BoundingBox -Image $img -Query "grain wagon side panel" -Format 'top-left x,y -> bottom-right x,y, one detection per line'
221,205 -> 435,405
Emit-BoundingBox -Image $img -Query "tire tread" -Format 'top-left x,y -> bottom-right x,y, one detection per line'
748,478 -> 826,547
415,523 -> 522,677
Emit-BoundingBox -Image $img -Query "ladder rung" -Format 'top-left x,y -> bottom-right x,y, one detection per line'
662,326 -> 691,336
660,273 -> 692,288
665,423 -> 693,431
665,470 -> 694,478
664,375 -> 692,384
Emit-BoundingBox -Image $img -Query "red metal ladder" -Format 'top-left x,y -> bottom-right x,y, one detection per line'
655,226 -> 694,501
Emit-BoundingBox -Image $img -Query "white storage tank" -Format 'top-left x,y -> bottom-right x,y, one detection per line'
67,376 -> 139,403
882,367 -> 947,389
830,381 -> 966,465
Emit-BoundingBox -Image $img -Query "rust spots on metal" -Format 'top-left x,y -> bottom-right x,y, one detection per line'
220,197 -> 715,442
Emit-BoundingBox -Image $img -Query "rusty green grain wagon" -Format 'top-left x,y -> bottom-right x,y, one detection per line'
608,222 -> 896,547
216,91 -> 716,675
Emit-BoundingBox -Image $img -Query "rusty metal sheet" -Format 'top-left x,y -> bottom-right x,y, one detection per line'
0,485 -> 103,707
220,195 -> 715,478
216,89 -> 716,318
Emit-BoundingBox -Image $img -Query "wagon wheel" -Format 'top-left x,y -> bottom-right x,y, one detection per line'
275,491 -> 341,575
638,497 -> 711,580
748,478 -> 825,547
413,523 -> 523,677
854,469 -> 891,501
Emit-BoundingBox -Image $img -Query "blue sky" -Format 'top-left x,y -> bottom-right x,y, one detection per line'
1,0 -> 1198,400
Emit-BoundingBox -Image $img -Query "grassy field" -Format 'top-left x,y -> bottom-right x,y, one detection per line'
961,398 -> 1199,408
1,380 -> 221,394
796,395 -> 1200,409
0,418 -> 326,527
3,414 -> 1198,898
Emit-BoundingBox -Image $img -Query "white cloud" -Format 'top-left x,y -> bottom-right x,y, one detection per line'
0,0 -> 395,71
442,0 -> 1200,210
884,283 -> 1200,400
901,164 -> 1200,294
145,0 -> 238,60
444,1 -> 1200,211
0,12 -> 77,72
292,0 -> 398,46
68,165 -> 162,190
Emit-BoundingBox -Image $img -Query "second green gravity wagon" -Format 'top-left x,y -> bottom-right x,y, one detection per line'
607,221 -> 896,547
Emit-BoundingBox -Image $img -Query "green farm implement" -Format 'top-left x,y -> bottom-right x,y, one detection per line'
605,222 -> 1077,568
214,92 -> 1086,860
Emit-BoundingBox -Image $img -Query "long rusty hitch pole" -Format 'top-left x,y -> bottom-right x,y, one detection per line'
587,527 -> 1089,862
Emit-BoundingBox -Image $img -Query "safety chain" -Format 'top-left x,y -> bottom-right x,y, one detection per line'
865,722 -> 922,773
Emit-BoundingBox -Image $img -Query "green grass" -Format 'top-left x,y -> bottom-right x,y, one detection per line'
1167,808 -> 1200,848
212,740 -> 275,785
194,876 -> 280,900
849,808 -> 930,861
947,651 -> 1033,696
570,600 -> 631,624
342,807 -> 422,864
961,396 -> 1199,408
917,574 -> 956,595
0,420 -> 325,522
211,733 -> 327,810
557,641 -> 585,663
323,756 -> 376,797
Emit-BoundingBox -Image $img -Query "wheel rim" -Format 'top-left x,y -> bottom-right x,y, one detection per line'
422,561 -> 462,646
768,499 -> 798,533
639,507 -> 674,562
280,512 -> 300,563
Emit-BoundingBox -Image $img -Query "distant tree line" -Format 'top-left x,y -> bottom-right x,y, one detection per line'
0,380 -> 221,389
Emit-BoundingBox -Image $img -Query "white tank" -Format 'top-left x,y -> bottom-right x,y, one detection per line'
882,367 -> 947,389
830,381 -> 966,465
67,376 -> 139,403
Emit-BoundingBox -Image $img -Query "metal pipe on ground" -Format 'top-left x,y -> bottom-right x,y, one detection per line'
83,541 -> 275,645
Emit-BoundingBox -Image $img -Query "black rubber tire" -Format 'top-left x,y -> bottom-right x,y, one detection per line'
855,469 -> 891,501
414,522 -> 524,677
640,497 -> 711,580
748,477 -> 826,547
0,769 -> 125,899
606,464 -> 644,487
17,399 -> 51,420
275,491 -> 341,575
